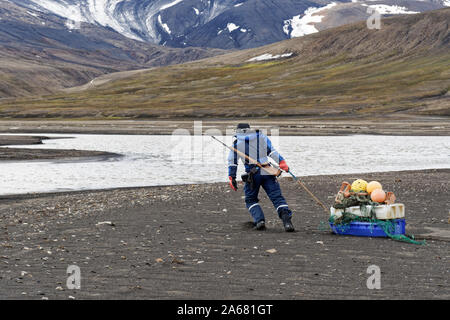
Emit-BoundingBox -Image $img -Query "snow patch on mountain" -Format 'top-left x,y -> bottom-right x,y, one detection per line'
26,11 -> 39,17
362,4 -> 419,14
284,2 -> 337,38
86,0 -> 141,39
158,14 -> 171,34
247,53 -> 293,62
227,22 -> 239,32
160,0 -> 184,11
32,0 -> 86,27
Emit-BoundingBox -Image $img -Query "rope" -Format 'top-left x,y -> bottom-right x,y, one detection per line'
287,170 -> 329,215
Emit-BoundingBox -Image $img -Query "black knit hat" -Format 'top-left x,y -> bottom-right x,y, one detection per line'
236,123 -> 250,130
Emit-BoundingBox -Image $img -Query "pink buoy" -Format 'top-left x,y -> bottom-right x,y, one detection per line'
371,189 -> 386,203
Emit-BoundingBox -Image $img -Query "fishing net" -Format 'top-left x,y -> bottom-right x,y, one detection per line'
333,193 -> 372,209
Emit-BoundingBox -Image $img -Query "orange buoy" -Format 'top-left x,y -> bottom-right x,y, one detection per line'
371,189 -> 386,203
367,181 -> 382,194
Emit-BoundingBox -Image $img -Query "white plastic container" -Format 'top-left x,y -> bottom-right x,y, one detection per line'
330,203 -> 405,220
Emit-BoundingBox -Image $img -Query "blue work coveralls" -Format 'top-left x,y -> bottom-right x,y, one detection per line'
227,130 -> 292,223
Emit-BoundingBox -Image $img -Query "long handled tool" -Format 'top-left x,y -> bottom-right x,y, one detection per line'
211,136 -> 329,215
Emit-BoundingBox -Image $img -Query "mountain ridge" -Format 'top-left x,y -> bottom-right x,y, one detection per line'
1,8 -> 448,119
0,0 -> 225,97
7,0 -> 450,49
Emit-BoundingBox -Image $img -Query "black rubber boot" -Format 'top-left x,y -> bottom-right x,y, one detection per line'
280,209 -> 295,232
254,220 -> 266,231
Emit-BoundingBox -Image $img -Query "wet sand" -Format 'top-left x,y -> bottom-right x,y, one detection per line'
0,169 -> 448,300
0,147 -> 120,161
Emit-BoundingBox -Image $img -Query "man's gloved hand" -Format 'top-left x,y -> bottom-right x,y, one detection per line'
228,176 -> 238,191
279,160 -> 289,172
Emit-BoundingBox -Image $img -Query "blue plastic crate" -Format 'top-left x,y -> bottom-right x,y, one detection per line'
330,219 -> 406,237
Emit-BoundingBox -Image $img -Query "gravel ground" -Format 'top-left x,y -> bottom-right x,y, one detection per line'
0,169 -> 448,300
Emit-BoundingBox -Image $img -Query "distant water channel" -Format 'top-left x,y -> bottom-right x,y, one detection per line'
1,134 -> 449,195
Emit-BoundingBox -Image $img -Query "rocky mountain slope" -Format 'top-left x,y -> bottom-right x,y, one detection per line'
1,8 -> 448,119
7,0 -> 450,49
0,1 -> 224,97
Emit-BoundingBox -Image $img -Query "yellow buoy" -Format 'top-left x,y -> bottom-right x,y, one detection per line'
367,181 -> 382,194
351,179 -> 368,192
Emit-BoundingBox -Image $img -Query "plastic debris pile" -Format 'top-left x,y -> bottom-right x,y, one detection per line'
328,179 -> 425,245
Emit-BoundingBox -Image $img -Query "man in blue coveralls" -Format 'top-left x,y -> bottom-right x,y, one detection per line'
227,123 -> 295,232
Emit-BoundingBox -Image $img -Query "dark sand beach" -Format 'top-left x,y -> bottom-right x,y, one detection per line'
0,169 -> 448,300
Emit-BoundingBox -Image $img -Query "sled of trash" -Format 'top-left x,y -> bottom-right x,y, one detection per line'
329,179 -> 424,244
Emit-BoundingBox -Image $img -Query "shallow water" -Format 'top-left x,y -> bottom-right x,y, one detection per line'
1,134 -> 449,195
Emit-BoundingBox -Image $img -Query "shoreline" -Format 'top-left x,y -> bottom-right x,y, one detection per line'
0,168 -> 449,200
0,168 -> 448,299
0,118 -> 449,136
